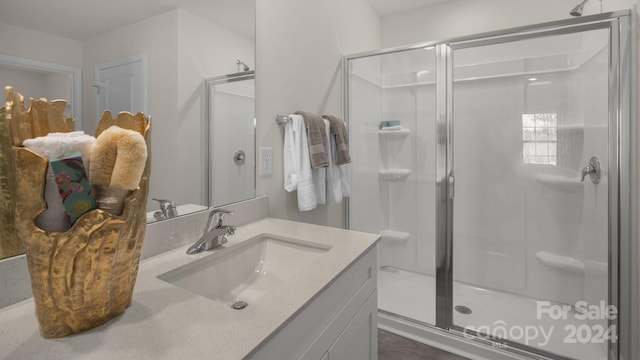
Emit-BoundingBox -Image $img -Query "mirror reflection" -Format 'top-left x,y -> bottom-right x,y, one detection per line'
0,56 -> 80,125
0,0 -> 255,260
206,71 -> 256,208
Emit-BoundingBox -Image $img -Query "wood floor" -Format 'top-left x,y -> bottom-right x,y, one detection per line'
378,329 -> 470,360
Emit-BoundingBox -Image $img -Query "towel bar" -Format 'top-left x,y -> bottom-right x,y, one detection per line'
276,114 -> 292,124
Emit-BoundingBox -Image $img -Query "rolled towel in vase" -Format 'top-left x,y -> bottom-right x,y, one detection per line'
23,132 -> 96,232
90,125 -> 147,215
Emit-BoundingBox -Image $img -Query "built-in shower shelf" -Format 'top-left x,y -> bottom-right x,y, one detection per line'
380,230 -> 410,242
378,127 -> 410,138
378,168 -> 411,180
536,251 -> 585,274
535,173 -> 583,191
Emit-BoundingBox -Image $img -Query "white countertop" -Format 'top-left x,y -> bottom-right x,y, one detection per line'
0,218 -> 379,360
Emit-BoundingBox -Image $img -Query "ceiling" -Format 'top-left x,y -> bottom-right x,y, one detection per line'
0,0 -> 456,42
0,0 -> 255,41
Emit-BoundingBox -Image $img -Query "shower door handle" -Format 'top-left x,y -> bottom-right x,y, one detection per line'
580,156 -> 601,184
448,175 -> 455,199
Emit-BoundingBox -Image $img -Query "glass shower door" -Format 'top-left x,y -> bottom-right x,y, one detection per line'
347,47 -> 438,326
448,26 -> 615,360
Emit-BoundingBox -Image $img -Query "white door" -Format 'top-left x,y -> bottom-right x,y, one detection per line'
95,56 -> 146,121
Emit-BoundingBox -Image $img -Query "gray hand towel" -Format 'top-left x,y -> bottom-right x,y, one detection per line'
322,115 -> 351,165
295,111 -> 329,168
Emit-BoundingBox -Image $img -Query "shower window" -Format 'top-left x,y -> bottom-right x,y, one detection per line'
522,113 -> 558,165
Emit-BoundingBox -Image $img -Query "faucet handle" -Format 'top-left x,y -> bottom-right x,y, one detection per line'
204,208 -> 235,231
212,208 -> 234,224
152,198 -> 177,218
211,208 -> 234,215
153,198 -> 172,206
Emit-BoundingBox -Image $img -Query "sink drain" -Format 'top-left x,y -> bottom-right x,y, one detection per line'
455,305 -> 472,315
231,301 -> 248,310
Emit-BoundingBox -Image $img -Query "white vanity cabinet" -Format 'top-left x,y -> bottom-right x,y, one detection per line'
249,245 -> 378,360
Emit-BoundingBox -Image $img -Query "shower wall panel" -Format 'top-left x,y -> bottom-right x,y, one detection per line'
348,56 -> 385,241
350,49 -> 437,276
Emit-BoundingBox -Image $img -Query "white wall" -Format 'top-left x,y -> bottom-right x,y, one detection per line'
0,22 -> 82,68
255,0 -> 380,227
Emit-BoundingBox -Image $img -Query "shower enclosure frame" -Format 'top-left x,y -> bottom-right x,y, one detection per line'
343,10 -> 636,360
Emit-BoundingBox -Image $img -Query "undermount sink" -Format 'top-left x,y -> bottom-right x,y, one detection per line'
157,234 -> 331,304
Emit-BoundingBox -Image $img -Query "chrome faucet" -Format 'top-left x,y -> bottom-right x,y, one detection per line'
152,198 -> 178,220
186,208 -> 236,255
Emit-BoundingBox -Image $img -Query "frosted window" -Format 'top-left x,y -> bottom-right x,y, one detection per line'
522,113 -> 557,165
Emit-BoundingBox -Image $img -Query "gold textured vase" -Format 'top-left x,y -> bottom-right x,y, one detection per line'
0,106 -> 22,258
12,104 -> 151,338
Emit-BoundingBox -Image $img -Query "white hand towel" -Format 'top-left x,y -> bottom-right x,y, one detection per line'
339,163 -> 351,197
23,132 -> 96,231
283,114 -> 317,211
312,167 -> 326,205
283,118 -> 298,192
326,119 -> 343,204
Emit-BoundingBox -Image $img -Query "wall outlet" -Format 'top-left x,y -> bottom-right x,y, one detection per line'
260,147 -> 272,176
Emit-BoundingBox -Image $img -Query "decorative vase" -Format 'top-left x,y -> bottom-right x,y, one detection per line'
9,95 -> 151,338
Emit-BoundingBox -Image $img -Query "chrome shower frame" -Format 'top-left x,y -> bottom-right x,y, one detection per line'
342,10 -> 636,360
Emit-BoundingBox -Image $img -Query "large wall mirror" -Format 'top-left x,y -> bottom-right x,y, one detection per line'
0,0 -> 255,260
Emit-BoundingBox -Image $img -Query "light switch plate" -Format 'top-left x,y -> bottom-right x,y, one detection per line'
260,147 -> 272,176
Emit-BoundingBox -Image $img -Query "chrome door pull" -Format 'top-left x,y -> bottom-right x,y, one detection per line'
581,156 -> 601,184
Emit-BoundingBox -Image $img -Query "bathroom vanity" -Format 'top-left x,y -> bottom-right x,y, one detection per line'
0,217 -> 379,360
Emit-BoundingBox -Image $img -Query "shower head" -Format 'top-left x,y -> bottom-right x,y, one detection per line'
236,60 -> 250,72
570,0 -> 589,16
